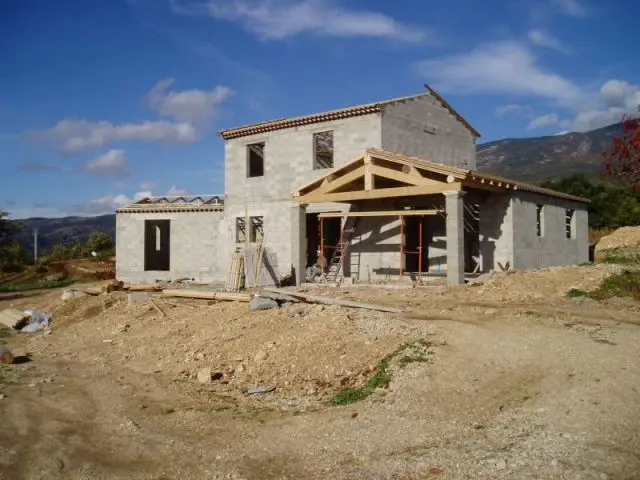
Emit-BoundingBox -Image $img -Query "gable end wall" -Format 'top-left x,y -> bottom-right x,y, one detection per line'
381,96 -> 476,169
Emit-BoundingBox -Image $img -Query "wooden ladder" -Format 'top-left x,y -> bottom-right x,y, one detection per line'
324,217 -> 359,283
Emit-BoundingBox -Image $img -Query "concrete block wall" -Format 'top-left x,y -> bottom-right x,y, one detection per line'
116,211 -> 226,284
222,114 -> 383,278
381,96 -> 477,169
478,194 -> 514,271
511,192 -> 589,269
349,216 -> 403,279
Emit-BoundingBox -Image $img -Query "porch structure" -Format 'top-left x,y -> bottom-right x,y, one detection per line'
290,148 -> 589,286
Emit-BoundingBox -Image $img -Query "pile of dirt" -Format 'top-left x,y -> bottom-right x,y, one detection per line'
9,289 -> 440,407
594,226 -> 640,257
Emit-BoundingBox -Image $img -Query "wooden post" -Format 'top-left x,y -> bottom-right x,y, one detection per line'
418,215 -> 423,277
339,216 -> 344,260
320,216 -> 324,274
399,215 -> 405,278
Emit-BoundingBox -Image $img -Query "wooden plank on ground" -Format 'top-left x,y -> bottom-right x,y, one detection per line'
261,288 -> 404,313
162,289 -> 253,302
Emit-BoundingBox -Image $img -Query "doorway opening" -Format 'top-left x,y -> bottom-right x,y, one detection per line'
404,216 -> 428,274
144,219 -> 170,271
306,213 -> 341,270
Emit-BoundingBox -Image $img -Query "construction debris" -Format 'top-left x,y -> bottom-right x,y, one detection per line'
0,308 -> 30,329
149,298 -> 166,317
61,289 -> 88,301
262,288 -> 405,313
255,290 -> 301,303
126,284 -> 165,292
246,384 -> 276,395
162,289 -> 253,302
21,309 -> 50,333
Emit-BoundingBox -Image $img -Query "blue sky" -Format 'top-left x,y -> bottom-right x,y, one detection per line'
1,0 -> 638,219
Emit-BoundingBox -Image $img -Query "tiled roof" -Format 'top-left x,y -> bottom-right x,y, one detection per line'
116,195 -> 224,213
218,86 -> 481,140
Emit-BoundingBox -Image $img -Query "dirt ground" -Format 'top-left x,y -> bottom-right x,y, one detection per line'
1,263 -> 640,479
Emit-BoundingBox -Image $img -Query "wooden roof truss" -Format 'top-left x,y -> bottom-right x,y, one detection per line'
292,148 -> 589,204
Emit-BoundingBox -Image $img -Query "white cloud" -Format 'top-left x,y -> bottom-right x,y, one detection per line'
68,190 -> 152,215
495,104 -> 532,117
416,41 -> 581,105
559,80 -> 640,131
167,185 -> 188,196
170,0 -> 426,42
30,78 -> 232,153
552,0 -> 587,17
146,78 -> 233,124
83,149 -> 129,177
527,113 -> 560,130
32,118 -> 197,153
140,181 -> 156,190
528,29 -> 569,54
417,41 -> 640,132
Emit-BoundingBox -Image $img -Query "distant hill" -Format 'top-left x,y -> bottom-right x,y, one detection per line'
7,123 -> 623,253
476,122 -> 621,183
12,214 -> 115,255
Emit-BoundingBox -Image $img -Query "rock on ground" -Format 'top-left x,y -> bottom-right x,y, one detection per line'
197,367 -> 212,383
249,297 -> 278,311
0,346 -> 14,364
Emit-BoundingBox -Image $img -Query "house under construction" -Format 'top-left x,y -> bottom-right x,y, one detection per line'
115,85 -> 590,286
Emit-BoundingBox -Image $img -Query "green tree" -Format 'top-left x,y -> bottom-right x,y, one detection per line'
86,231 -> 114,254
0,210 -> 19,245
541,174 -> 640,229
0,241 -> 30,272
46,244 -> 72,261
0,210 -> 28,272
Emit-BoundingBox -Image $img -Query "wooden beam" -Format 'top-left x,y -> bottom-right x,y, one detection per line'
364,157 -> 375,191
297,183 -> 462,203
313,165 -> 365,196
318,209 -> 440,218
370,165 -> 441,187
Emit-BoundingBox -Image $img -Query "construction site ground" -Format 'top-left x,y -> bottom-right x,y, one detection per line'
1,263 -> 639,479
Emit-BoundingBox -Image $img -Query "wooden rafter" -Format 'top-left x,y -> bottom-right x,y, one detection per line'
318,209 -> 440,218
369,165 -> 440,187
297,183 -> 461,204
292,148 -> 590,205
314,165 -> 366,196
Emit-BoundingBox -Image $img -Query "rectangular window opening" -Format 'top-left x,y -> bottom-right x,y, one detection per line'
235,216 -> 263,243
536,204 -> 544,237
247,142 -> 265,177
250,216 -> 264,243
565,209 -> 575,239
313,131 -> 334,169
235,218 -> 246,243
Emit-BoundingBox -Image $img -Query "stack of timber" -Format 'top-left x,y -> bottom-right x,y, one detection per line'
225,249 -> 245,292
